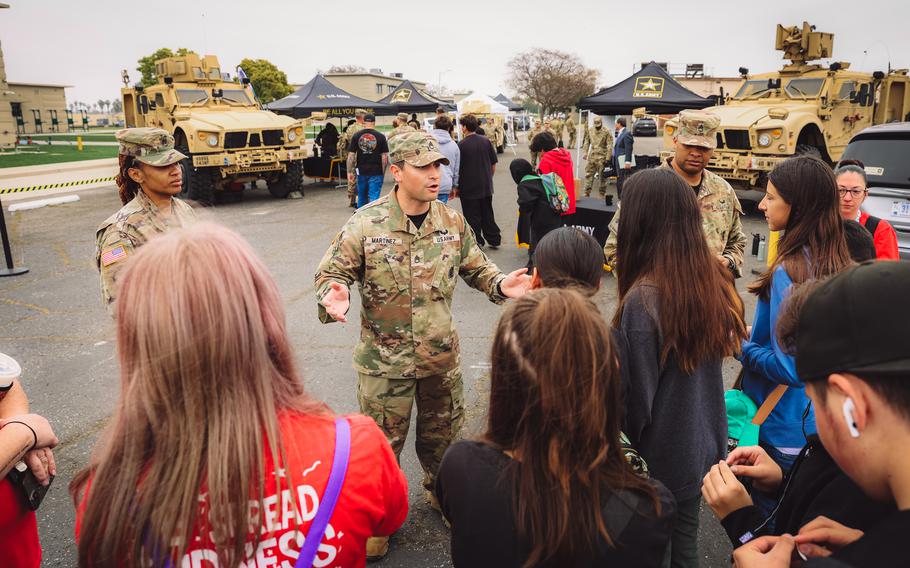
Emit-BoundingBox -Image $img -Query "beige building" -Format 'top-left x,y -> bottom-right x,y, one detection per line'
0,40 -> 16,147
321,70 -> 428,102
676,76 -> 743,99
7,82 -> 71,135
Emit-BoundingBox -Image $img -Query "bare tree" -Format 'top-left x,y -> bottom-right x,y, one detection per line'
506,49 -> 598,115
322,64 -> 367,74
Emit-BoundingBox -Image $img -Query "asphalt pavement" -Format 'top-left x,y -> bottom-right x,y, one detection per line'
0,139 -> 767,567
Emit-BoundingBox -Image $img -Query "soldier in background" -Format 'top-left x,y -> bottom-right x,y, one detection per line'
527,119 -> 544,167
338,109 -> 367,207
550,115 -> 564,147
582,116 -> 614,197
407,113 -> 421,130
315,130 -> 531,558
96,128 -> 198,312
566,114 -> 578,149
389,112 -> 414,140
604,110 -> 746,276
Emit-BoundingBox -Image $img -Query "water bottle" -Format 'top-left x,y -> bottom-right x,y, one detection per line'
757,236 -> 768,262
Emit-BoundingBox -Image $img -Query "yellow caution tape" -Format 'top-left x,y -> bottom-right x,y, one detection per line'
0,176 -> 116,195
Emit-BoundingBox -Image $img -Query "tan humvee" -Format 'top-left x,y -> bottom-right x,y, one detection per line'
121,54 -> 310,204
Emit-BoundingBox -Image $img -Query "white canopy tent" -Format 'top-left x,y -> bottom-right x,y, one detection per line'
455,92 -> 514,150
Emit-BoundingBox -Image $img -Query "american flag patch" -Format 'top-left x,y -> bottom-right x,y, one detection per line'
100,245 -> 128,266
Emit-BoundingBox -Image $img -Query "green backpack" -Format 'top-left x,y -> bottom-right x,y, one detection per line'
522,172 -> 571,214
725,389 -> 760,452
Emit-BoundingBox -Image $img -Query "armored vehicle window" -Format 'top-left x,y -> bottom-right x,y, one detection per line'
733,80 -> 772,99
836,81 -> 857,100
784,78 -> 825,98
176,89 -> 209,105
192,67 -> 205,80
154,93 -> 166,108
208,67 -> 221,80
221,89 -> 253,105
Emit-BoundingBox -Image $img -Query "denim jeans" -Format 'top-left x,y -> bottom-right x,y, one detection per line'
751,441 -> 801,525
437,192 -> 450,204
357,175 -> 383,208
661,494 -> 700,568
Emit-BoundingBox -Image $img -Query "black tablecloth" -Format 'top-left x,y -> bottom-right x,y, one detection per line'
303,156 -> 343,179
517,197 -> 617,248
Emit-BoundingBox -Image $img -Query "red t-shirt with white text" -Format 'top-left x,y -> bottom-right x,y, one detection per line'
76,413 -> 408,568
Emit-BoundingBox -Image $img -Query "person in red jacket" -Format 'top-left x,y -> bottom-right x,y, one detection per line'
530,131 -> 576,215
71,223 -> 408,568
836,160 -> 899,260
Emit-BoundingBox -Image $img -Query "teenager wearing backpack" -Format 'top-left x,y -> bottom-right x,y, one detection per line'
531,131 -> 576,215
512,158 -> 565,269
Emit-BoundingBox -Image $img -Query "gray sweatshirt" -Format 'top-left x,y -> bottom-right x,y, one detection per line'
431,129 -> 460,195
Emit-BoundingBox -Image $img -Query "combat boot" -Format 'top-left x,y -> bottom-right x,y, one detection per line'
366,536 -> 389,560
426,490 -> 451,528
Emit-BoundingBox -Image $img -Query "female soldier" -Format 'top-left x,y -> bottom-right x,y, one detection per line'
95,127 -> 197,310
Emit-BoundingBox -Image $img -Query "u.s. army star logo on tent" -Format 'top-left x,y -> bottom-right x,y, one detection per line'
391,89 -> 413,103
633,76 -> 665,98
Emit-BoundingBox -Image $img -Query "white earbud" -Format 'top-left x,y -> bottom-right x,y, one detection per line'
842,397 -> 860,438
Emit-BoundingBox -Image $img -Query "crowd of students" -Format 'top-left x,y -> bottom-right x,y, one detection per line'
3,135 -> 907,567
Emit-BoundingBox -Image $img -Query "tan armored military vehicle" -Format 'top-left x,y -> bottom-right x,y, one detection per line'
121,53 -> 309,204
663,22 -> 910,202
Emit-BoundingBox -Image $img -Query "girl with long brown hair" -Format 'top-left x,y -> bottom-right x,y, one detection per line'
739,155 -> 852,517
436,288 -> 675,567
613,168 -> 747,568
95,128 -> 197,312
72,223 -> 408,567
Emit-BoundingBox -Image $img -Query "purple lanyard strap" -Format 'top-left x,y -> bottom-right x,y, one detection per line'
295,417 -> 351,568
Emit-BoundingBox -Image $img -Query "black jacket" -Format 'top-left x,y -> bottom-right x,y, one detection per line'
722,435 -> 894,547
516,176 -> 563,262
805,509 -> 910,567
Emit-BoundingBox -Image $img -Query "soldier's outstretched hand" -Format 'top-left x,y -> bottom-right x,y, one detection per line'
321,282 -> 350,323
500,268 -> 532,299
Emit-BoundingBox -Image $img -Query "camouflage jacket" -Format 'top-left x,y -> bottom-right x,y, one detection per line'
527,126 -> 543,145
338,122 -> 364,156
315,190 -> 508,378
387,124 -> 415,141
604,158 -> 746,276
95,191 -> 197,309
583,126 -> 614,158
549,119 -> 564,139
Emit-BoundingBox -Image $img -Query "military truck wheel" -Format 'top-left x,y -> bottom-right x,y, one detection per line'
268,159 -> 304,199
176,143 -> 214,206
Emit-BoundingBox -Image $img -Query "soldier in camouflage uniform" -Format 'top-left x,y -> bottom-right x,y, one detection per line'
388,112 -> 415,140
566,114 -> 578,150
582,116 -> 614,197
483,117 -> 502,150
604,110 -> 746,276
527,120 -> 544,167
338,109 -> 367,207
315,131 -> 531,554
549,116 -> 564,147
95,128 -> 197,312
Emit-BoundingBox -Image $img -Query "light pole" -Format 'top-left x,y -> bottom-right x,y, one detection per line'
437,68 -> 452,96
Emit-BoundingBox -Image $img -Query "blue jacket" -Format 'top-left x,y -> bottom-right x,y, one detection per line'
739,266 -> 815,449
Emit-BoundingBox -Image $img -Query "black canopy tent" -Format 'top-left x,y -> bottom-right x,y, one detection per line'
493,93 -> 523,112
377,80 -> 455,113
577,62 -> 712,115
267,74 -> 393,118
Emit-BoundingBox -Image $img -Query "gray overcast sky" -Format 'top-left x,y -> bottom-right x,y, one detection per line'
1,0 -> 907,106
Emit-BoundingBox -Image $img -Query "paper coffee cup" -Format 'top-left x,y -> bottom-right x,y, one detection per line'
0,353 -> 21,401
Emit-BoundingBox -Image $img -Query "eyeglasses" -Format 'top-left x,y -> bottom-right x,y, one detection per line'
837,188 -> 866,198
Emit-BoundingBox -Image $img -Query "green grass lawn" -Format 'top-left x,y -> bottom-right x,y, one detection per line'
30,133 -> 118,143
0,145 -> 118,168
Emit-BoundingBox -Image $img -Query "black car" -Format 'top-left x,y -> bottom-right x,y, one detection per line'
632,117 -> 657,137
840,122 -> 910,260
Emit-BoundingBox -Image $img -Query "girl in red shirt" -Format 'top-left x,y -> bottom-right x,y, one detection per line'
530,131 -> 577,215
71,223 -> 408,568
836,160 -> 900,260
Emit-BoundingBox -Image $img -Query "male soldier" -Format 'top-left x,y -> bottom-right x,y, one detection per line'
527,119 -> 543,166
338,109 -> 367,207
604,110 -> 746,276
95,127 -> 197,312
407,113 -> 421,130
315,130 -> 531,558
582,116 -> 614,197
550,115 -> 564,147
388,112 -> 414,140
483,117 -> 501,150
566,113 -> 578,149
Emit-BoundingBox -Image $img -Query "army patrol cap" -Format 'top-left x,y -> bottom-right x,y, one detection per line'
116,127 -> 186,166
396,112 -> 409,122
389,130 -> 449,167
593,116 -> 603,126
676,110 -> 721,149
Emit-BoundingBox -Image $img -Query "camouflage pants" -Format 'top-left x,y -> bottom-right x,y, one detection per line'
584,155 -> 607,196
357,368 -> 465,491
347,175 -> 357,204
568,132 -> 577,151
530,151 -> 539,168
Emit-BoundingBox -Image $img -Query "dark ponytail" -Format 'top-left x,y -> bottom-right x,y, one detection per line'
116,155 -> 141,205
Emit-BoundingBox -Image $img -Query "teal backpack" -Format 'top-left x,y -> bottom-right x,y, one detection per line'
522,172 -> 570,214
725,389 -> 760,452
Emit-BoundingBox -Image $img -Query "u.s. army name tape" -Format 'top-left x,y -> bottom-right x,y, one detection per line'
0,176 -> 116,195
